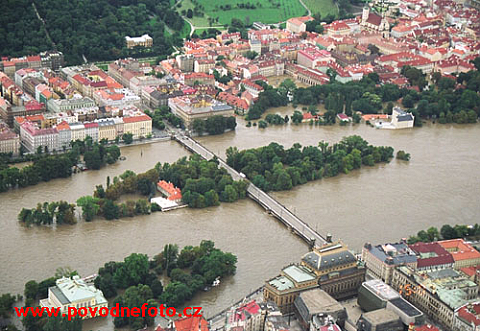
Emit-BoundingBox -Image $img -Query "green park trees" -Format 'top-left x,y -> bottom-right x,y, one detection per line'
396,150 -> 411,161
407,223 -> 480,244
122,133 -> 134,145
192,116 -> 237,135
0,138 -> 121,193
18,201 -> 76,226
76,196 -> 100,221
0,0 -> 184,65
227,136 -> 395,192
290,60 -> 480,124
89,241 -> 237,329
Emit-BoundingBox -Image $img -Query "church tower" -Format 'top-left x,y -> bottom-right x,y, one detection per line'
362,5 -> 370,24
380,13 -> 390,38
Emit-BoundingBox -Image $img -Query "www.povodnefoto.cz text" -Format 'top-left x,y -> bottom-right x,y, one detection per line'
14,303 -> 202,320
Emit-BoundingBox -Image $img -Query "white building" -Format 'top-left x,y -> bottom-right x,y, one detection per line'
40,276 -> 107,319
84,122 -> 99,142
47,96 -> 96,113
20,122 -> 59,152
376,107 -> 414,129
70,122 -> 86,142
391,107 -> 414,129
125,34 -> 153,48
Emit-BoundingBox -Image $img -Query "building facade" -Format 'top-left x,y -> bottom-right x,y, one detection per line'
123,114 -> 152,139
301,241 -> 366,300
40,276 -> 107,318
125,34 -> 153,48
361,242 -> 417,284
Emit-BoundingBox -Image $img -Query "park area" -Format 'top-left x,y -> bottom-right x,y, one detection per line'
176,0 -> 309,27
303,0 -> 339,18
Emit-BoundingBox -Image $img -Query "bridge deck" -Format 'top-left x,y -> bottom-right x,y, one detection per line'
175,135 -> 326,247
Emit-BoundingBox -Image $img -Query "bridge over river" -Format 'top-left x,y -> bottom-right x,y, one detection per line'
174,134 -> 327,247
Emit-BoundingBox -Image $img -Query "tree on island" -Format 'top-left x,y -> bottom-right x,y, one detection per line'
76,196 -> 100,221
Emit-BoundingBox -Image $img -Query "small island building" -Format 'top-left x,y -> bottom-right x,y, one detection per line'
40,275 -> 107,318
151,180 -> 185,211
157,180 -> 182,203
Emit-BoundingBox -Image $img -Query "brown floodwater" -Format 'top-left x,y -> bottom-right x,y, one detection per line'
199,106 -> 480,250
2,110 -> 480,330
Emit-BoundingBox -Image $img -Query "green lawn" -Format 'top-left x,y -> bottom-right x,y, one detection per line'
302,0 -> 338,17
177,0 -> 308,26
178,21 -> 192,37
177,0 -> 218,27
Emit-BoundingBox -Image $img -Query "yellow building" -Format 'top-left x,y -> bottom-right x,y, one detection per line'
264,240 -> 366,314
123,114 -> 152,139
301,240 -> 366,300
264,264 -> 318,314
97,119 -> 118,141
168,95 -> 234,130
40,276 -> 108,319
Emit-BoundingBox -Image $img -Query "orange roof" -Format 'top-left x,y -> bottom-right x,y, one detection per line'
460,266 -> 478,277
174,316 -> 208,331
361,114 -> 388,121
26,114 -> 45,122
105,76 -> 123,89
41,90 -> 52,98
14,117 -> 25,124
123,114 -> 151,123
438,239 -> 480,261
157,180 -> 182,201
56,121 -> 70,131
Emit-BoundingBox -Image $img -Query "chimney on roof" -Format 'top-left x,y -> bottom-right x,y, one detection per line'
326,233 -> 333,243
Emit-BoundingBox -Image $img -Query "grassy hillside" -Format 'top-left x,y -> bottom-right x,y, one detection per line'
303,0 -> 339,18
177,0 -> 308,27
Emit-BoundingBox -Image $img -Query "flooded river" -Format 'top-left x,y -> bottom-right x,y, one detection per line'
2,110 -> 480,329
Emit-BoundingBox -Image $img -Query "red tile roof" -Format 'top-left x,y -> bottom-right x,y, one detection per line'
413,325 -> 439,331
175,315 -> 208,331
366,13 -> 382,26
122,114 -> 151,123
456,303 -> 480,327
56,121 -> 70,131
438,239 -> 480,261
409,242 -> 454,268
84,122 -> 99,129
157,180 -> 182,201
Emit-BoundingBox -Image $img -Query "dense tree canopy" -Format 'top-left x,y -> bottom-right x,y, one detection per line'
291,61 -> 480,125
159,155 -> 248,208
18,201 -> 76,226
192,116 -> 236,135
91,241 -> 236,329
0,0 -> 184,64
226,136 -> 394,191
0,138 -> 121,192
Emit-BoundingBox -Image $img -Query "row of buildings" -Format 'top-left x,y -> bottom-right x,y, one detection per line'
361,237 -> 480,329
17,112 -> 151,152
